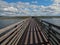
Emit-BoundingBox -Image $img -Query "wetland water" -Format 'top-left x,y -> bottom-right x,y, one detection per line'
42,18 -> 60,26
0,19 -> 23,29
0,18 -> 60,29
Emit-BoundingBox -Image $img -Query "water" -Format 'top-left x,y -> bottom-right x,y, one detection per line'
0,19 -> 23,29
0,18 -> 60,29
41,18 -> 60,26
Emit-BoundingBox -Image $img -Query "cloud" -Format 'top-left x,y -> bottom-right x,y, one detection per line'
4,7 -> 18,12
47,0 -> 60,15
0,0 -> 60,16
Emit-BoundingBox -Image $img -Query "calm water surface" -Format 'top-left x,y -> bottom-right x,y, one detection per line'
0,18 -> 60,29
41,18 -> 60,26
0,19 -> 23,29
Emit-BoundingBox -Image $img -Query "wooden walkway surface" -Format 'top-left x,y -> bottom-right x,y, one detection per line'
0,18 -> 60,45
17,18 -> 50,45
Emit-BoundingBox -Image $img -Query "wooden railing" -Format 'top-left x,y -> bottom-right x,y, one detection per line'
40,20 -> 60,45
0,18 -> 30,45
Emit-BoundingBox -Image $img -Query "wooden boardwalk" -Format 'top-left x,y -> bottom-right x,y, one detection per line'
17,19 -> 50,45
0,18 -> 60,45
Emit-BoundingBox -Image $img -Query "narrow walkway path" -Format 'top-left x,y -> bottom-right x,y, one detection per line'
17,18 -> 50,45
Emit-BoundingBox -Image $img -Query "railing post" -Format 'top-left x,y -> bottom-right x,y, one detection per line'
40,20 -> 43,30
48,24 -> 52,44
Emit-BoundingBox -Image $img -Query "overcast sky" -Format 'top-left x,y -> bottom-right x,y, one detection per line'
0,0 -> 60,16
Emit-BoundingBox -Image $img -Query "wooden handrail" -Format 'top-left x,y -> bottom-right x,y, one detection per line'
40,20 -> 60,45
0,18 -> 30,45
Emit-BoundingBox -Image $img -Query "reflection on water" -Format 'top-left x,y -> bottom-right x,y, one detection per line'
0,19 -> 23,29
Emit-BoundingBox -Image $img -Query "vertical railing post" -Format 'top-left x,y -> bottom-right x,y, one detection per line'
40,20 -> 43,31
47,24 -> 52,44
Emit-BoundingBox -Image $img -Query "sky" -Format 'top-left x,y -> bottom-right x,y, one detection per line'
3,0 -> 53,6
0,0 -> 60,16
